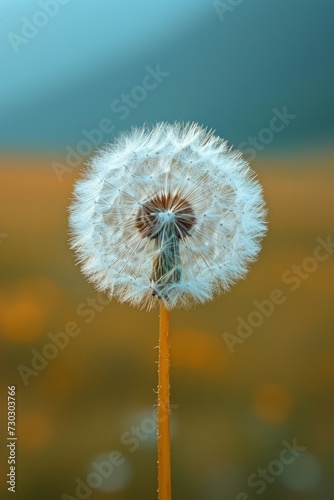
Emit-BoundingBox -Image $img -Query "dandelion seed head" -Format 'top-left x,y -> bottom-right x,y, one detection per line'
69,122 -> 267,310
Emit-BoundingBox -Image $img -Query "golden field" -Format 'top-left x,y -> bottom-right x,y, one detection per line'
0,154 -> 334,500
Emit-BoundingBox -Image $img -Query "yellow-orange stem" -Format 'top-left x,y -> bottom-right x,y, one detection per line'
158,301 -> 171,500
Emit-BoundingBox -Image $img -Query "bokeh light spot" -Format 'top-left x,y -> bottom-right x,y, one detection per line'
19,412 -> 54,451
40,371 -> 75,401
281,452 -> 322,491
0,296 -> 44,342
251,383 -> 293,423
0,276 -> 62,342
87,452 -> 132,492
172,329 -> 227,376
17,275 -> 62,314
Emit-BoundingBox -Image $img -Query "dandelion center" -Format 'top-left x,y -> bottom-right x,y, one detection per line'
135,192 -> 196,240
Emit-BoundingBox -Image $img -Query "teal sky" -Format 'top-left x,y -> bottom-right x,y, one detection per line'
1,0 -> 334,154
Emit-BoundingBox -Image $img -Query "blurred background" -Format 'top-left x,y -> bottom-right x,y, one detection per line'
1,1 -> 334,499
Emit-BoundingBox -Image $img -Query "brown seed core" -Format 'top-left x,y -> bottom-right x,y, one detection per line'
135,192 -> 196,239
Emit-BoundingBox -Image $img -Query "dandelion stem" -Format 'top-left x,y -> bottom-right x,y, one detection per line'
153,231 -> 181,296
158,301 -> 171,500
